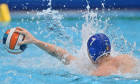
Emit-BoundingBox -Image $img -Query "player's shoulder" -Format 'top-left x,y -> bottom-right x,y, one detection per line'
115,54 -> 131,59
114,54 -> 135,63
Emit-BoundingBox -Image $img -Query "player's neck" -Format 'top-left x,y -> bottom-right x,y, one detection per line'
96,54 -> 112,66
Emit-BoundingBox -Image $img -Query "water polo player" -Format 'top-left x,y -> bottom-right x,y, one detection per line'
15,27 -> 136,76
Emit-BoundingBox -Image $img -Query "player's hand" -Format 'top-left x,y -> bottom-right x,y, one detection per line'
15,27 -> 38,45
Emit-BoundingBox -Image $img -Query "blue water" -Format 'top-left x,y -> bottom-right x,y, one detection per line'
0,10 -> 140,84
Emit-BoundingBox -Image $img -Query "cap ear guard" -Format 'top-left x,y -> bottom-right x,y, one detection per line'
88,47 -> 106,62
88,47 -> 96,61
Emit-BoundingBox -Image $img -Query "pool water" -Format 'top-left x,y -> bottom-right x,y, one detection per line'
0,9 -> 140,84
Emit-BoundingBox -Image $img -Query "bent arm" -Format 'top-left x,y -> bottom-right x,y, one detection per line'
15,27 -> 76,65
34,40 -> 76,64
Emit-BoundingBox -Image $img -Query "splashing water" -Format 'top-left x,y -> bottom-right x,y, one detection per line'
0,0 -> 140,83
32,0 -> 139,76
36,9 -> 75,53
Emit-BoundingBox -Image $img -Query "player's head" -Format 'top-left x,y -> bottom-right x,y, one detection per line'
87,33 -> 111,62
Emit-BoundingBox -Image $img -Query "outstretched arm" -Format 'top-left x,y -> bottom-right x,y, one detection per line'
15,27 -> 76,65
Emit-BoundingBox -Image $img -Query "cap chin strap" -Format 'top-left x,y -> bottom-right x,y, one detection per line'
94,52 -> 111,62
88,49 -> 110,63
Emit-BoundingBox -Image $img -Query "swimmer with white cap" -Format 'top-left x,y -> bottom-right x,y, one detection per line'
15,27 -> 136,76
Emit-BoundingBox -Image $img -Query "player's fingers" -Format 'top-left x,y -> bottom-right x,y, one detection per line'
15,31 -> 25,35
16,27 -> 26,31
17,41 -> 25,46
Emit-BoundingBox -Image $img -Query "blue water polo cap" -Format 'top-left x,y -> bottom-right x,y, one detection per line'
87,33 -> 111,62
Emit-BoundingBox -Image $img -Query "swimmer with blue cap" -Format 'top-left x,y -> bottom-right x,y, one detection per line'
87,33 -> 111,62
15,27 -> 136,76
